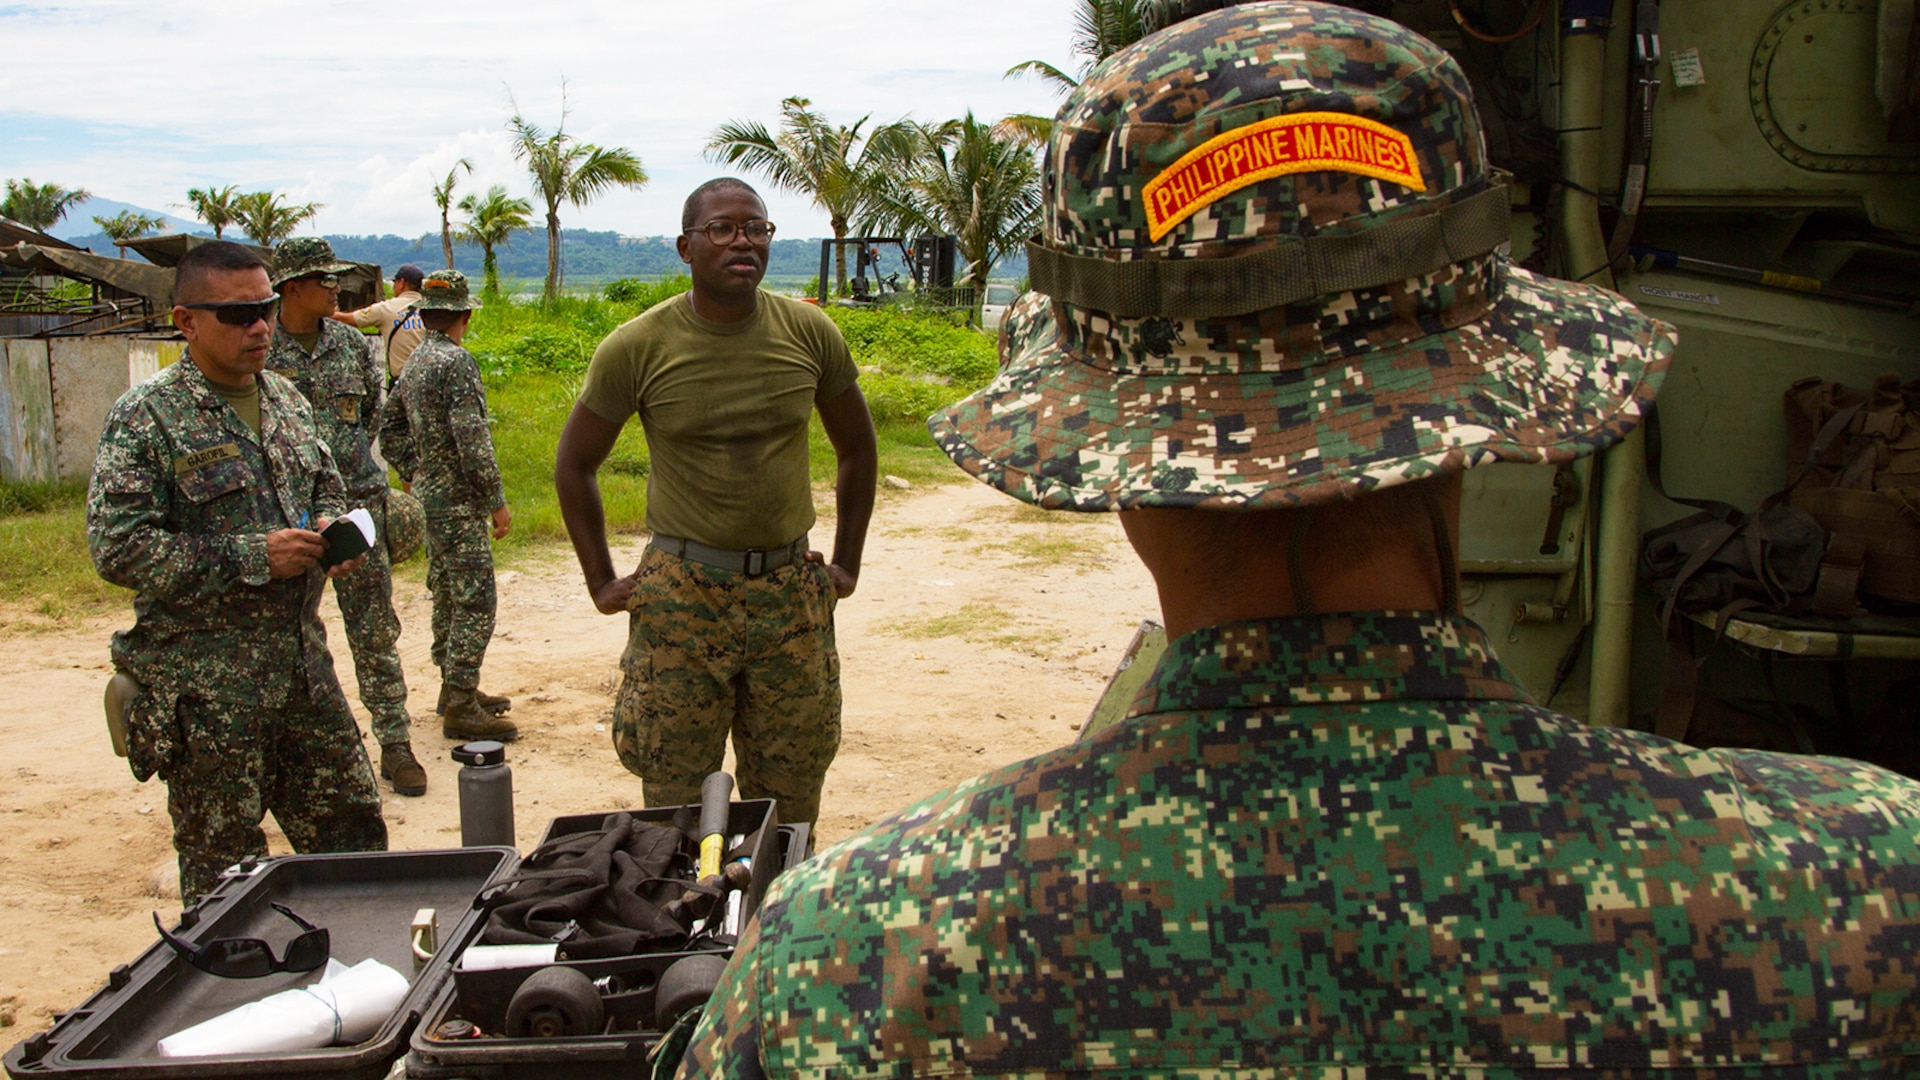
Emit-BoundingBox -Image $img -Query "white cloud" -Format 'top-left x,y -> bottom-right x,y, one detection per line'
0,0 -> 1080,238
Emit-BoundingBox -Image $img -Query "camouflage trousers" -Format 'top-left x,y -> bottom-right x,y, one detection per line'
165,684 -> 387,902
425,507 -> 496,689
329,495 -> 411,746
612,545 -> 841,827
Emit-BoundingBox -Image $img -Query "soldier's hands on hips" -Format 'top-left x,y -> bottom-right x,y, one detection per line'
266,528 -> 327,578
804,550 -> 857,598
491,504 -> 512,540
591,570 -> 639,615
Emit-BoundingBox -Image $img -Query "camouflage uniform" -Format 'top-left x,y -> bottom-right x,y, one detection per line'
612,546 -> 840,825
379,328 -> 504,691
265,308 -> 410,746
682,3 -> 1920,1074
686,612 -> 1920,1076
88,357 -> 386,903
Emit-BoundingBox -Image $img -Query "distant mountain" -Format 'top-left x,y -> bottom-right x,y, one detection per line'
41,223 -> 1028,285
44,197 -> 205,242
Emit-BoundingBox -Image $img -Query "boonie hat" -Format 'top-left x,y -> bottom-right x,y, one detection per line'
384,487 -> 425,565
270,237 -> 355,287
412,269 -> 483,312
931,1 -> 1675,511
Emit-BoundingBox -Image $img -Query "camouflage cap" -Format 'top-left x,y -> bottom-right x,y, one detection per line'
385,487 -> 425,565
931,1 -> 1676,511
412,269 -> 483,312
269,237 -> 355,287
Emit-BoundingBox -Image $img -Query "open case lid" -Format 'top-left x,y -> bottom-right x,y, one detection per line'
5,848 -> 519,1080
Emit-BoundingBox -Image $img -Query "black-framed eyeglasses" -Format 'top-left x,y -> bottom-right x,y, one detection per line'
295,273 -> 341,289
689,219 -> 775,245
153,902 -> 330,978
179,296 -> 281,327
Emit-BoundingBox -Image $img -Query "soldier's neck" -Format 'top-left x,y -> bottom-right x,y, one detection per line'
279,310 -> 321,335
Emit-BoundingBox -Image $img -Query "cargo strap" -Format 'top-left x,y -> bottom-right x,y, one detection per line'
1026,182 -> 1511,318
1606,0 -> 1663,263
649,533 -> 808,577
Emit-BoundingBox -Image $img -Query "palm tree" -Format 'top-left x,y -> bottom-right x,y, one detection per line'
507,90 -> 648,303
865,114 -> 1042,293
1000,0 -> 1165,142
705,98 -> 922,296
93,210 -> 165,256
180,185 -> 241,238
2,178 -> 92,231
456,185 -> 535,297
431,159 -> 473,269
233,191 -> 320,246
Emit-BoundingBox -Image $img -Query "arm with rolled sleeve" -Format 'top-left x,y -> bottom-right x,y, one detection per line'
86,397 -> 274,599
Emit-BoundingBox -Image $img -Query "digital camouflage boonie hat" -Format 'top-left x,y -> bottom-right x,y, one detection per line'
270,237 -> 356,287
931,1 -> 1676,511
385,487 -> 425,565
412,269 -> 483,312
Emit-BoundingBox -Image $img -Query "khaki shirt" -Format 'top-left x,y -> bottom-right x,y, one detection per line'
348,289 -> 425,379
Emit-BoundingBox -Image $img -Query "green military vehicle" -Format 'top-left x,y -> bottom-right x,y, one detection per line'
1089,0 -> 1920,777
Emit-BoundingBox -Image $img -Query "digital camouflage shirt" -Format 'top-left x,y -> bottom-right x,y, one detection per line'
379,330 -> 504,514
265,318 -> 388,500
87,357 -> 349,719
682,612 -> 1920,1077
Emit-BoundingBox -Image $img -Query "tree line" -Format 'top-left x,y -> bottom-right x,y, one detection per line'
5,0 -> 1165,294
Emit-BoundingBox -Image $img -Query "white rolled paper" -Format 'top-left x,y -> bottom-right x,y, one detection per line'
455,943 -> 560,971
157,958 -> 411,1057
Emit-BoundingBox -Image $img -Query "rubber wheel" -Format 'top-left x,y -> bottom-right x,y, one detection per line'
505,965 -> 605,1039
654,953 -> 729,1029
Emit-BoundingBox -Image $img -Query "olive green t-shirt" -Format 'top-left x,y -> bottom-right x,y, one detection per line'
578,291 -> 858,551
207,377 -> 261,438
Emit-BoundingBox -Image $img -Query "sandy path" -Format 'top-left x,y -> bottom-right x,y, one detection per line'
0,480 -> 1157,1034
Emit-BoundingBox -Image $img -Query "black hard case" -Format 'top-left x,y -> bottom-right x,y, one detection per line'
407,821 -> 809,1079
4,848 -> 518,1080
447,800 -> 780,1034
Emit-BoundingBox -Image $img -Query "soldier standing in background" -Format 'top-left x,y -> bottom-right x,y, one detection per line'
267,237 -> 423,797
88,240 -> 386,903
378,269 -> 517,741
554,178 -> 876,830
332,263 -> 427,383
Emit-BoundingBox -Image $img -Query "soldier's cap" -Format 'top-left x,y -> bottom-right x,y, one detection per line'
411,269 -> 483,312
270,237 -> 356,287
931,1 -> 1675,512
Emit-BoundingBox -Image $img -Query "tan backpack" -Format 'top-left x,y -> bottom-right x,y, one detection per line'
1784,374 -> 1920,607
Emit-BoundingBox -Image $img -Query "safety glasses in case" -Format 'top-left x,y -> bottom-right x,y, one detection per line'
153,902 -> 330,978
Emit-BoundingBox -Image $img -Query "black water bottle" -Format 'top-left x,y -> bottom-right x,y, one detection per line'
452,740 -> 515,848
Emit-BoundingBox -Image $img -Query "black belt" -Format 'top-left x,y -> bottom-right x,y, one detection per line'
648,533 -> 808,577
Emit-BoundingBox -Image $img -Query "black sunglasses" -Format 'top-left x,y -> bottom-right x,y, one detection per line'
180,296 -> 281,327
153,902 -> 330,978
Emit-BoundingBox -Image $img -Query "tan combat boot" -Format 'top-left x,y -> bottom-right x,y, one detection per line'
436,683 -> 512,715
442,687 -> 519,742
380,742 -> 428,797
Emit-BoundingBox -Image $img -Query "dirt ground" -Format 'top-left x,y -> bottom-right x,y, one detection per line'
0,480 -> 1158,1035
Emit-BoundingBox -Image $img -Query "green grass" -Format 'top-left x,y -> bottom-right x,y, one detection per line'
0,484 -> 127,624
2,292 -> 997,615
876,602 -> 1064,655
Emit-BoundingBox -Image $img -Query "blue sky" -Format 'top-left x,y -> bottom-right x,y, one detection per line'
1,1 -> 1079,240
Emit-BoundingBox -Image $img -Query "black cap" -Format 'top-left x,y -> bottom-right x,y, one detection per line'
451,740 -> 506,766
394,263 -> 425,288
